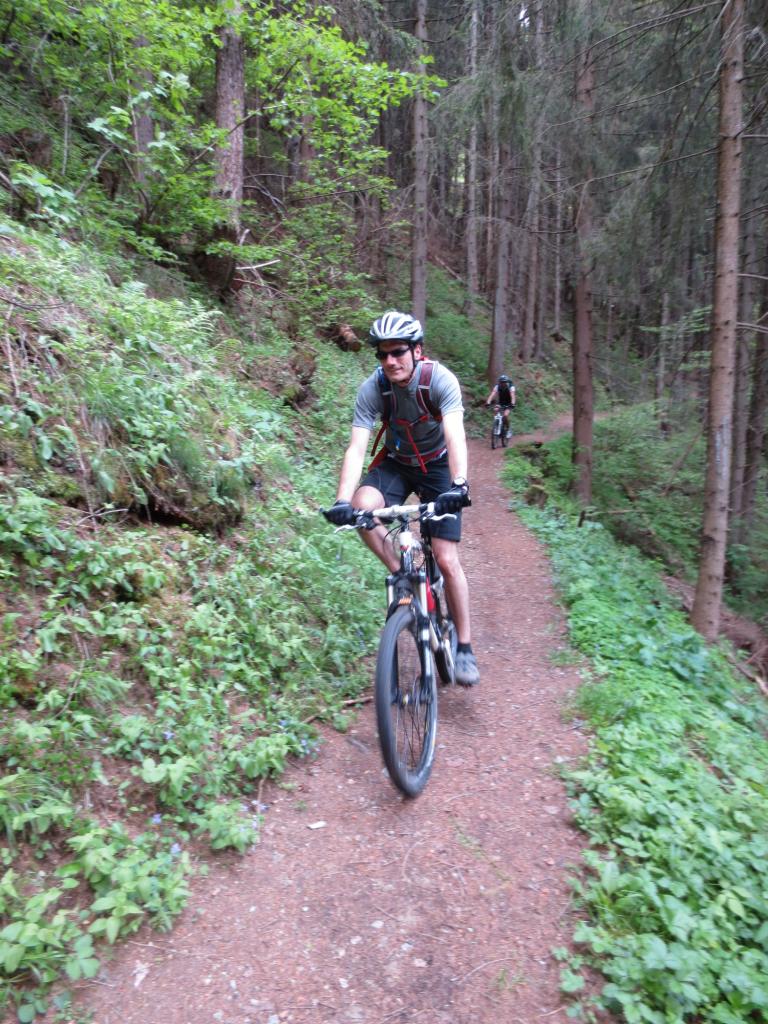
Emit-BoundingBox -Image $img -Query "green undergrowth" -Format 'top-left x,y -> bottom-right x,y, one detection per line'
501,458 -> 768,1023
509,403 -> 767,624
0,219 -> 385,1019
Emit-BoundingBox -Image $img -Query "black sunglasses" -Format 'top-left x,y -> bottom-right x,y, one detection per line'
375,345 -> 411,360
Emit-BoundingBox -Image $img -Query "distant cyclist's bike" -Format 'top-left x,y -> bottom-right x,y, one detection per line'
326,502 -> 457,797
491,404 -> 509,449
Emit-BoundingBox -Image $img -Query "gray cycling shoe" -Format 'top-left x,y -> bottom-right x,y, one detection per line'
455,650 -> 480,687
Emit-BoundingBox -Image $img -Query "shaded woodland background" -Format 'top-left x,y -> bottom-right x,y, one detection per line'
2,4 -> 768,1020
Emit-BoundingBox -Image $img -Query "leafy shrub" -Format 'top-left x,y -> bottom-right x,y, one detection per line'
518,507 -> 768,1023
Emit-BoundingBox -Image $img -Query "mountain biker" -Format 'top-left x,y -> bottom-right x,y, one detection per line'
323,310 -> 480,687
486,374 -> 516,438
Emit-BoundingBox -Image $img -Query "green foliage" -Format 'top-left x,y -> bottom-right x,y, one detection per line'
514,503 -> 768,1023
0,0 -> 423,252
506,403 -> 767,624
0,219 -> 275,529
0,217 -> 386,1016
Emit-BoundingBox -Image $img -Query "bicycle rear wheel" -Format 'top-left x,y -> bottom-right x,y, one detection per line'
375,605 -> 437,797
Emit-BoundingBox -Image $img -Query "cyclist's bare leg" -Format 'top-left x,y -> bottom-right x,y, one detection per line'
430,537 -> 471,644
351,483 -> 400,573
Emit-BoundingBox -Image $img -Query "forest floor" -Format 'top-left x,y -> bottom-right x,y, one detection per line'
42,416 -> 595,1024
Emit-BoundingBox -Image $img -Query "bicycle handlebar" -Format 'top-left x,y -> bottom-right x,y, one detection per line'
320,501 -> 456,532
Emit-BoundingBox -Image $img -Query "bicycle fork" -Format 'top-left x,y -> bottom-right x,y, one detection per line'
386,570 -> 435,693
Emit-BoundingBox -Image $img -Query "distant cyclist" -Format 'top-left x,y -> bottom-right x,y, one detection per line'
485,374 -> 516,439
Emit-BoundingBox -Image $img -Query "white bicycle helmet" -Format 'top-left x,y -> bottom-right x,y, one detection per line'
368,310 -> 424,345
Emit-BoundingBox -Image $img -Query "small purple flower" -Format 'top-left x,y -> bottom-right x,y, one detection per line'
163,730 -> 175,741
151,814 -> 162,825
170,842 -> 182,857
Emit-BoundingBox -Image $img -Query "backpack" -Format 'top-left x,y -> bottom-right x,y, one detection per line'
497,379 -> 513,405
369,359 -> 444,473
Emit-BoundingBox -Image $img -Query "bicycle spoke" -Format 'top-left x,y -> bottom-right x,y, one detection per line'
375,606 -> 437,796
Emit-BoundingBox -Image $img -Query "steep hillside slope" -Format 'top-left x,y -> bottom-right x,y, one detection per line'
1,217 -> 387,1016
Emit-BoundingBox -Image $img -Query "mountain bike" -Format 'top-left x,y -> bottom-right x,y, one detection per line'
326,501 -> 457,797
491,404 -> 507,449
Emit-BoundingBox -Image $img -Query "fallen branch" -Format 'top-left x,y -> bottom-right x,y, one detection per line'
725,653 -> 768,697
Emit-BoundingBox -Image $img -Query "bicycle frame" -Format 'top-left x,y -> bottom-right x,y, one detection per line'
335,501 -> 456,679
374,504 -> 453,664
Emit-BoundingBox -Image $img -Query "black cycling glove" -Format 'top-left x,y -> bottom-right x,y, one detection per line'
433,479 -> 471,516
323,500 -> 356,526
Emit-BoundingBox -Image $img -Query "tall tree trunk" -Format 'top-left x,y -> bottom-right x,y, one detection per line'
691,0 -> 744,640
735,272 -> 768,546
729,166 -> 760,518
553,147 -> 562,339
521,141 -> 541,363
521,4 -> 544,363
485,91 -> 499,302
410,0 -> 429,324
213,0 -> 245,233
534,188 -> 548,361
572,39 -> 595,504
131,37 -> 155,190
488,143 -> 513,383
465,0 -> 480,316
200,0 -> 245,292
656,290 -> 670,427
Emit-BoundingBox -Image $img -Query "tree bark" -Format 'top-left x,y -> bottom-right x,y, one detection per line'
410,0 -> 429,324
488,142 -> 513,383
521,4 -> 544,363
213,0 -> 245,232
464,0 -> 480,316
729,166 -> 760,518
572,38 -> 595,505
131,36 -> 155,191
735,273 -> 768,546
691,0 -> 744,640
656,290 -> 670,427
521,139 -> 541,363
553,147 -> 562,340
484,88 -> 499,302
534,182 -> 548,361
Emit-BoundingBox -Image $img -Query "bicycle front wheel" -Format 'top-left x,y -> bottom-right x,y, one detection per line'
375,605 -> 437,797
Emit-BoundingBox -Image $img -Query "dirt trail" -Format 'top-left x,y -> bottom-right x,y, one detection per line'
57,426 -> 589,1024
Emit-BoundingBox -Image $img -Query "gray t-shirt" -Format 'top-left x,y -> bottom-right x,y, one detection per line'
353,359 -> 463,462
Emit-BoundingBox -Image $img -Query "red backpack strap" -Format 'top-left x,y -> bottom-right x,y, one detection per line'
415,360 -> 442,421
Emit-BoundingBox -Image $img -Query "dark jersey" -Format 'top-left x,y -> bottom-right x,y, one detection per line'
497,380 -> 513,406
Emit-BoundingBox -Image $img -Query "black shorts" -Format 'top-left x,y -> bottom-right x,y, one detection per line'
359,453 -> 461,542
